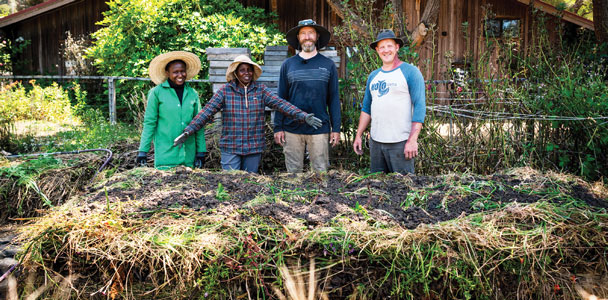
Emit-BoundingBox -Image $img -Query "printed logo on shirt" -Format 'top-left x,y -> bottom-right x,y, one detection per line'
370,80 -> 396,97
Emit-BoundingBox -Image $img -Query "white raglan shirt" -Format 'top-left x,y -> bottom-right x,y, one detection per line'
361,62 -> 426,143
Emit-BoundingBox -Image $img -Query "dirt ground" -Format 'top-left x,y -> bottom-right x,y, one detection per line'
4,140 -> 606,234
83,166 -> 607,230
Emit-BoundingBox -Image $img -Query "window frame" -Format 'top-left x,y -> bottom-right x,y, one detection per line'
484,18 -> 521,39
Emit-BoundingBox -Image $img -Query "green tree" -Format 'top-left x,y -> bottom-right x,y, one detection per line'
87,0 -> 284,78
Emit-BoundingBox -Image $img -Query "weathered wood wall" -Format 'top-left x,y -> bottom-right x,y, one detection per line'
237,0 -> 340,40
406,0 -> 573,79
239,0 -> 585,80
1,0 -> 107,75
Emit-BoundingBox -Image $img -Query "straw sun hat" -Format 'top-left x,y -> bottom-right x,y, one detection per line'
148,51 -> 201,85
225,55 -> 262,82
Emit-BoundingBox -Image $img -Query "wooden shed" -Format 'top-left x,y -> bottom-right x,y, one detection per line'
0,0 -> 594,79
0,0 -> 107,75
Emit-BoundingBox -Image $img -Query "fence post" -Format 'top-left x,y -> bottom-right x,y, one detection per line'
108,77 -> 116,125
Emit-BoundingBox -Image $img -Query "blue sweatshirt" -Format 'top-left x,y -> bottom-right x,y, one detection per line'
274,53 -> 341,134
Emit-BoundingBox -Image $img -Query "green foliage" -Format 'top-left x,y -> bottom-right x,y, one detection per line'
485,9 -> 608,180
0,38 -> 9,72
215,182 -> 229,201
0,35 -> 30,74
0,79 -> 138,154
86,0 -> 285,119
37,116 -> 138,152
0,157 -> 64,211
543,0 -> 593,19
0,81 -> 78,123
352,200 -> 369,218
0,4 -> 10,18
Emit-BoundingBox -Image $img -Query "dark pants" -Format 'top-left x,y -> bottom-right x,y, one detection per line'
220,152 -> 262,173
369,138 -> 415,175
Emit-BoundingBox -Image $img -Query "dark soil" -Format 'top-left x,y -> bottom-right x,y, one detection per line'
85,168 -> 607,229
3,137 -> 606,230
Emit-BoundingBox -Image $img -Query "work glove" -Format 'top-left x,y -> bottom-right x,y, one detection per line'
194,152 -> 206,169
173,131 -> 190,147
136,151 -> 147,167
305,113 -> 323,130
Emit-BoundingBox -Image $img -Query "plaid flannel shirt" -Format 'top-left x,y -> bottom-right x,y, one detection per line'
185,80 -> 308,155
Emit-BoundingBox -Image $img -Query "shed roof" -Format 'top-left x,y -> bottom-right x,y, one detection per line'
0,0 -> 595,31
517,0 -> 594,30
0,0 -> 77,28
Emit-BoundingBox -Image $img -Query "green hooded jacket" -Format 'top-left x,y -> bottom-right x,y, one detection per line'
138,80 -> 206,169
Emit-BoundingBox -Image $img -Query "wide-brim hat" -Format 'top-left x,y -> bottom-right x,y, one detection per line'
369,29 -> 404,49
149,51 -> 201,85
226,55 -> 263,82
286,19 -> 331,50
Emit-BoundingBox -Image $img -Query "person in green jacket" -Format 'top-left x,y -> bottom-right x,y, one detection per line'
137,51 -> 206,169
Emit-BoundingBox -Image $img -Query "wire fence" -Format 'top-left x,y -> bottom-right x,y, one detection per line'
1,75 -> 607,127
0,75 -> 209,124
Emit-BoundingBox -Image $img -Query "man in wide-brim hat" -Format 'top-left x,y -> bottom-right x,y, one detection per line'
353,29 -> 426,175
273,19 -> 342,173
137,51 -> 207,169
173,54 -> 322,173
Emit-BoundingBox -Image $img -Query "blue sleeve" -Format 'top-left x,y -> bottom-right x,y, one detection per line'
361,70 -> 378,114
327,62 -> 341,132
403,64 -> 426,123
274,61 -> 289,132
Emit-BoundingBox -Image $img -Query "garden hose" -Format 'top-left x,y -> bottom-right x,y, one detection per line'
4,148 -> 113,181
0,262 -> 17,283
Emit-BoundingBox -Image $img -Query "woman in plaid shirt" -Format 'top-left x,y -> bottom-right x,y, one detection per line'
173,55 -> 321,173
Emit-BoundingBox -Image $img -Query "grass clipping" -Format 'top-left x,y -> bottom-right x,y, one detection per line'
13,170 -> 608,299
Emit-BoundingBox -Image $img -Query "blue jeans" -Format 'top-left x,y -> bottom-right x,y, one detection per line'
369,139 -> 415,175
220,152 -> 262,173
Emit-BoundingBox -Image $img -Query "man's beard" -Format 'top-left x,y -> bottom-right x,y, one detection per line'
300,40 -> 316,52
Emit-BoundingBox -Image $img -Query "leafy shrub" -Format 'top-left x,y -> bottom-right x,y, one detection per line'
0,35 -> 30,75
512,32 -> 608,179
0,81 -> 80,123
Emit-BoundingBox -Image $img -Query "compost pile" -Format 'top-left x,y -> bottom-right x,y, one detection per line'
3,158 -> 608,299
85,167 -> 605,229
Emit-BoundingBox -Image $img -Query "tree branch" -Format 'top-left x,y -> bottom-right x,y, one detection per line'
325,0 -> 370,39
411,0 -> 440,47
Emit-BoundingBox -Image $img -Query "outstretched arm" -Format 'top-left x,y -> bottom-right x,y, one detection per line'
184,88 -> 225,135
174,88 -> 225,147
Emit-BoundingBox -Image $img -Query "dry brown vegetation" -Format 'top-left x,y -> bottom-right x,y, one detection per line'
1,165 -> 605,299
